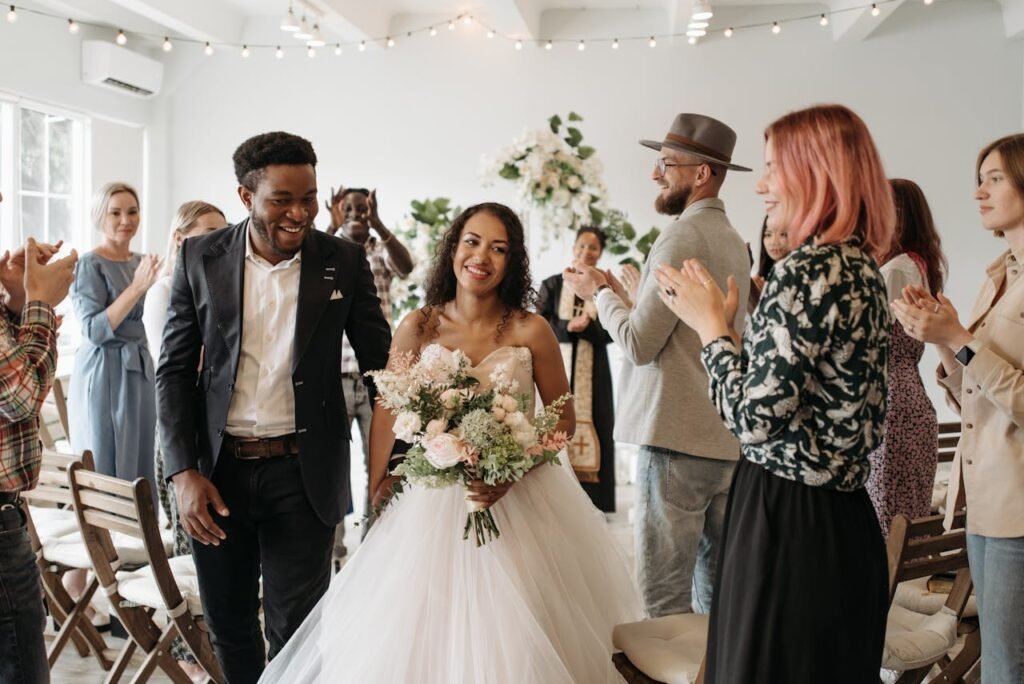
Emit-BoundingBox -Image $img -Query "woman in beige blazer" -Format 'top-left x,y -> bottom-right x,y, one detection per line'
892,133 -> 1024,683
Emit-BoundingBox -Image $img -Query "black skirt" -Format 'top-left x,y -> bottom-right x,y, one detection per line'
705,458 -> 889,683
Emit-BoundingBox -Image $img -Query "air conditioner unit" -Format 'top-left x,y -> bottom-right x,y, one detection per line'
82,40 -> 163,98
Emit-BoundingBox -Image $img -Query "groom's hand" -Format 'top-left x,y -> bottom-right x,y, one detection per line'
172,469 -> 230,545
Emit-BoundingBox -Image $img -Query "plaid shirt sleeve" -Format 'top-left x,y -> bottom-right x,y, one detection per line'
341,239 -> 396,374
0,300 -> 58,492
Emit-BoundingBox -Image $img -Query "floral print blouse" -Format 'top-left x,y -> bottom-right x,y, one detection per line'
701,239 -> 890,491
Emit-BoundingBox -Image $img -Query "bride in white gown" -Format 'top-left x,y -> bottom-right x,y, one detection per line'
260,203 -> 642,683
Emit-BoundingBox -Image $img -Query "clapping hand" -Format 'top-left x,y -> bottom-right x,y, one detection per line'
562,262 -> 608,300
654,259 -> 739,346
890,285 -> 971,350
326,185 -> 347,235
130,254 -> 164,294
620,263 -> 641,301
23,239 -> 78,308
367,189 -> 385,233
0,239 -> 64,311
567,314 -> 590,333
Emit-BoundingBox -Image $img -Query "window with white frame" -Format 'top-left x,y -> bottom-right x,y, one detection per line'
0,98 -> 88,251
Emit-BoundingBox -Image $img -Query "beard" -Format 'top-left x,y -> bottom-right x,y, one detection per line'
655,184 -> 691,216
251,212 -> 305,257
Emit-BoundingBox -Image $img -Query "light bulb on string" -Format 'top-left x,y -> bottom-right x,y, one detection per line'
6,6 -> 16,23
820,14 -> 829,26
688,37 -> 697,45
307,46 -> 315,58
724,27 -> 734,38
871,4 -> 881,16
486,29 -> 494,39
116,30 -> 127,45
162,37 -> 173,52
545,40 -> 552,50
612,38 -> 619,49
276,46 -> 284,59
241,45 -> 250,58
429,26 -> 437,36
649,36 -> 657,48
771,22 -> 781,34
204,42 -> 214,56
514,40 -> 523,50
462,15 -> 472,25
386,36 -> 395,47
68,19 -> 79,34
448,20 -> 455,31
577,40 -> 585,51
334,44 -> 342,56
358,40 -> 366,51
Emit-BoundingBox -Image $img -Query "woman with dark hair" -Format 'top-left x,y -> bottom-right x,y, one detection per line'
260,203 -> 642,684
866,179 -> 946,536
655,104 -> 893,681
892,134 -> 1024,682
748,216 -> 791,311
537,226 -> 616,512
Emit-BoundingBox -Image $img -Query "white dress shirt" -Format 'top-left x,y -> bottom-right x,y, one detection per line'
226,229 -> 301,437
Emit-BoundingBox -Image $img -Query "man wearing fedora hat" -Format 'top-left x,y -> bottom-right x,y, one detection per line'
564,113 -> 750,618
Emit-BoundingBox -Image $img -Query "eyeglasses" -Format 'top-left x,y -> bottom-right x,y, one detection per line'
656,158 -> 717,176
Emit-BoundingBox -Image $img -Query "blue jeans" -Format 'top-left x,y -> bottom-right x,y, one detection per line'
635,446 -> 736,617
966,533 -> 1024,683
0,504 -> 49,684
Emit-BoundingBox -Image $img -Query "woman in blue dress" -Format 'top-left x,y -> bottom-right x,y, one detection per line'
69,182 -> 164,502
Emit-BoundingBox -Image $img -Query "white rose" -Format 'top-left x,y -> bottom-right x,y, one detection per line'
501,396 -> 518,413
552,188 -> 572,208
425,418 -> 448,438
393,412 -> 422,442
567,175 -> 582,190
492,406 -> 507,421
423,433 -> 467,469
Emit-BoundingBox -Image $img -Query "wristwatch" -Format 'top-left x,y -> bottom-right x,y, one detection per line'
592,283 -> 610,301
954,339 -> 981,367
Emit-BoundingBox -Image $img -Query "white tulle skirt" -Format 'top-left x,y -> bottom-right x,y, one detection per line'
259,462 -> 643,683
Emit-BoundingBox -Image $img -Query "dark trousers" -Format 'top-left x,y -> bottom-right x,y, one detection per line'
0,504 -> 49,684
191,451 -> 333,684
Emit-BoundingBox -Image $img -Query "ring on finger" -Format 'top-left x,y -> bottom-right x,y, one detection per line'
701,278 -> 711,287
664,287 -> 677,298
933,303 -> 940,313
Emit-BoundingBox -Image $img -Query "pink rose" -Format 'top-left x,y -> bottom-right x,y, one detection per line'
423,433 -> 468,469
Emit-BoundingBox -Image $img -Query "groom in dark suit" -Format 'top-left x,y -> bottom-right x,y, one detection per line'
156,131 -> 391,683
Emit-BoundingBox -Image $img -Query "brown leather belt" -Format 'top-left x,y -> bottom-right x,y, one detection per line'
222,433 -> 300,460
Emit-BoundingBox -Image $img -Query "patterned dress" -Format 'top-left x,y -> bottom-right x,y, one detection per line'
700,238 -> 891,683
866,253 -> 938,536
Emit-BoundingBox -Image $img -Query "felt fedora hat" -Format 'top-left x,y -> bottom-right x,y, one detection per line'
640,113 -> 752,172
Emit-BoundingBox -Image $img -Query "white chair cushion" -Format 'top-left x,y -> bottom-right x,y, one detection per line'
116,555 -> 203,616
882,603 -> 958,670
27,506 -> 78,540
41,528 -> 173,568
612,614 -> 708,684
893,577 -> 977,619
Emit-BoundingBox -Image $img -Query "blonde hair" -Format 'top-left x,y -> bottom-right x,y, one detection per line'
91,182 -> 140,231
163,200 -> 225,275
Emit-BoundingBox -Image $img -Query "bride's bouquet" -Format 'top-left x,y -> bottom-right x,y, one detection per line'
368,346 -> 570,546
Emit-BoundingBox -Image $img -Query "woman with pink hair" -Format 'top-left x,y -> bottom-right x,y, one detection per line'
656,104 -> 894,681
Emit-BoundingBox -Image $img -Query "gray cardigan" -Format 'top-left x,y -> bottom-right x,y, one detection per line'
597,198 -> 749,461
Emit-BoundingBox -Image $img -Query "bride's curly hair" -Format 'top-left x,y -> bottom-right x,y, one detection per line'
418,202 -> 538,341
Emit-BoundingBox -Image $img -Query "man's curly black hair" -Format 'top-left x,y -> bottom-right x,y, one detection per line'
232,131 -> 317,190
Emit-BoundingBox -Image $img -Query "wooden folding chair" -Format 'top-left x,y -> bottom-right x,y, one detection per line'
19,449 -> 116,671
68,462 -> 224,684
936,423 -> 961,465
883,509 -> 978,684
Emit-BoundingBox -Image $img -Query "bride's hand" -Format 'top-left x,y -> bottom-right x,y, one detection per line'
371,475 -> 402,508
466,479 -> 513,509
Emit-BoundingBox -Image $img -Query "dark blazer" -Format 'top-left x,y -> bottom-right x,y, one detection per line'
155,221 -> 391,526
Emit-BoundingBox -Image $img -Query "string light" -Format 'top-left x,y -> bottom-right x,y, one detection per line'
486,29 -> 494,39
275,45 -> 284,58
462,14 -> 472,25
820,14 -> 829,26
514,39 -> 523,50
116,29 -> 127,45
204,42 -> 214,56
688,37 -> 697,45
429,26 -> 437,36
447,20 -> 455,31
771,22 -> 781,34
334,44 -> 342,56
241,44 -> 250,58
358,40 -> 366,51
649,36 -> 656,48
871,3 -> 881,16
724,27 -> 734,37
545,40 -> 553,50
577,39 -> 585,51
612,38 -> 619,49
307,46 -> 315,57
6,6 -> 16,23
386,36 -> 395,47
67,18 -> 79,34
162,37 -> 173,52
